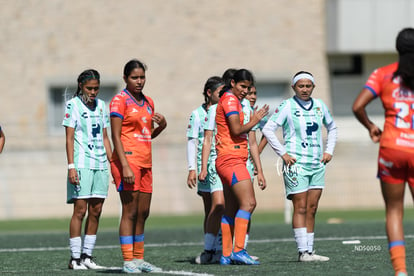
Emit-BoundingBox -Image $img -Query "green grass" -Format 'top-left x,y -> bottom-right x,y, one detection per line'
0,209 -> 413,275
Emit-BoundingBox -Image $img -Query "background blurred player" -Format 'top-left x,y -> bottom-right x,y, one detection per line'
352,28 -> 414,276
187,76 -> 225,264
0,125 -> 5,153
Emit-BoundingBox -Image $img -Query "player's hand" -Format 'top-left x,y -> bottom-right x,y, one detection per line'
122,165 -> 135,184
282,153 -> 296,166
68,168 -> 79,185
187,170 -> 197,189
320,153 -> 332,164
368,124 -> 382,143
252,105 -> 269,124
257,172 -> 267,190
153,113 -> 167,129
198,169 -> 207,183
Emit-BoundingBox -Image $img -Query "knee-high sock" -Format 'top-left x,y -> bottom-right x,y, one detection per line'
234,210 -> 251,253
307,232 -> 314,253
221,216 -> 234,257
120,236 -> 134,261
82,234 -> 96,256
69,236 -> 82,259
293,228 -> 307,253
133,234 -> 145,260
389,240 -> 406,274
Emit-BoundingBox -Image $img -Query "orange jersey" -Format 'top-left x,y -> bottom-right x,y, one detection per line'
110,89 -> 154,167
365,62 -> 414,153
215,91 -> 248,159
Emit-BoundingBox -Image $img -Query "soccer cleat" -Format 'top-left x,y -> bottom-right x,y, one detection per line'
195,250 -> 213,264
210,250 -> 222,264
308,251 -> 329,261
298,251 -> 313,262
122,260 -> 141,274
220,255 -> 232,265
231,250 -> 260,265
134,259 -> 162,273
80,253 -> 105,269
68,257 -> 88,270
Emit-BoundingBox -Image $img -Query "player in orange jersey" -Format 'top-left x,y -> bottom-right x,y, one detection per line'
110,59 -> 167,274
215,69 -> 268,265
353,28 -> 414,276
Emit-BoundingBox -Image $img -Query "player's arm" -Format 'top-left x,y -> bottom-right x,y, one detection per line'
111,116 -> 135,184
65,126 -> 79,185
0,127 -> 5,153
248,130 -> 266,190
151,112 -> 167,139
102,128 -> 112,162
352,88 -> 382,143
186,137 -> 197,189
199,129 -> 213,182
227,105 -> 269,136
258,134 -> 267,154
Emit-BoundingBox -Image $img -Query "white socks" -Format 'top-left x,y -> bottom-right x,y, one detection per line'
82,235 -> 97,256
293,228 -> 307,253
69,237 -> 82,259
307,232 -> 314,253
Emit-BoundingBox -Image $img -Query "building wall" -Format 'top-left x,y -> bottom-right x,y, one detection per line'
0,0 -> 386,220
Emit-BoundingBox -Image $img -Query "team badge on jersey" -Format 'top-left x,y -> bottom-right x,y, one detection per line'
147,105 -> 152,115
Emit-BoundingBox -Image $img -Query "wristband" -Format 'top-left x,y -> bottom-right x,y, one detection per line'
68,163 -> 75,170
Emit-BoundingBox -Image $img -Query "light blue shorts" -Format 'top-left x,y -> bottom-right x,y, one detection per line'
283,164 -> 325,200
197,160 -> 223,194
67,168 -> 109,204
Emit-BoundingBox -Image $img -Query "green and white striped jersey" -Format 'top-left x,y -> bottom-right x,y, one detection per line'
186,104 -> 209,167
266,97 -> 336,168
62,97 -> 109,169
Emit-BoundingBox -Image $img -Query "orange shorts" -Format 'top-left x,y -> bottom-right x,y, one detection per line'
378,146 -> 414,187
216,154 -> 250,187
111,159 -> 153,193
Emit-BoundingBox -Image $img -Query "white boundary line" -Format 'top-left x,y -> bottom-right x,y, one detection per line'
2,234 -> 414,253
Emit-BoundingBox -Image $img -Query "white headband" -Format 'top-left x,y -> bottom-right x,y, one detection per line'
291,73 -> 315,86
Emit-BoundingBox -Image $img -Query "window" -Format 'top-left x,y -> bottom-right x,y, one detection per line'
254,81 -> 290,115
48,84 -> 118,135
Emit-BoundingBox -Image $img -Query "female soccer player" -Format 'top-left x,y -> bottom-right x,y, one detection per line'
262,71 -> 337,262
352,28 -> 414,276
215,69 -> 268,265
186,76 -> 225,264
110,59 -> 167,273
0,125 -> 5,153
63,69 -> 112,270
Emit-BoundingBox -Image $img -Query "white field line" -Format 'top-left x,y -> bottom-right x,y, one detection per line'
2,234 -> 414,253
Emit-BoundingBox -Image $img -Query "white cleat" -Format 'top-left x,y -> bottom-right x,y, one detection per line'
134,259 -> 162,273
308,251 -> 329,261
123,260 -> 141,274
81,253 -> 105,269
68,257 -> 88,270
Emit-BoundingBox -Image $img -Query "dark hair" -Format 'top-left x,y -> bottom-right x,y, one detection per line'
123,59 -> 153,110
394,28 -> 414,91
74,69 -> 100,97
123,59 -> 147,77
220,68 -> 254,97
203,76 -> 224,104
219,68 -> 237,97
293,70 -> 313,78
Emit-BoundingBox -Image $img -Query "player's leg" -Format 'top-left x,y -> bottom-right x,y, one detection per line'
69,199 -> 88,270
220,182 -> 237,264
290,192 -> 310,261
381,181 -> 406,275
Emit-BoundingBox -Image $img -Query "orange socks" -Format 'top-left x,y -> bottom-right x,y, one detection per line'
120,236 -> 133,261
133,234 -> 145,260
221,216 -> 234,257
233,210 -> 251,253
389,240 -> 406,274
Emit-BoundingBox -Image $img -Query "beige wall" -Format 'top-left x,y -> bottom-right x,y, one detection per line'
0,0 -> 384,220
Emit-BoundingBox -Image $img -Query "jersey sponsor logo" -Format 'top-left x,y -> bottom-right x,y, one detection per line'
142,127 -> 151,135
147,105 -> 153,115
379,157 -> 393,168
294,110 -> 301,117
315,107 -> 323,117
142,116 -> 147,123
65,113 -> 70,118
81,112 -> 88,119
305,121 -> 319,136
301,140 -> 321,149
91,123 -> 101,138
392,86 -> 414,101
131,108 -> 139,113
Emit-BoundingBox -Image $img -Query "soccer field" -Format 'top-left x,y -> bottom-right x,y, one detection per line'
0,210 -> 413,275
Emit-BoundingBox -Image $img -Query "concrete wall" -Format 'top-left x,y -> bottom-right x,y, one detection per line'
0,0 -> 389,220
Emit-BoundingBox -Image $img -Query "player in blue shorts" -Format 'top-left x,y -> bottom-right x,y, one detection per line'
63,69 -> 112,270
187,76 -> 225,264
262,71 -> 337,262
